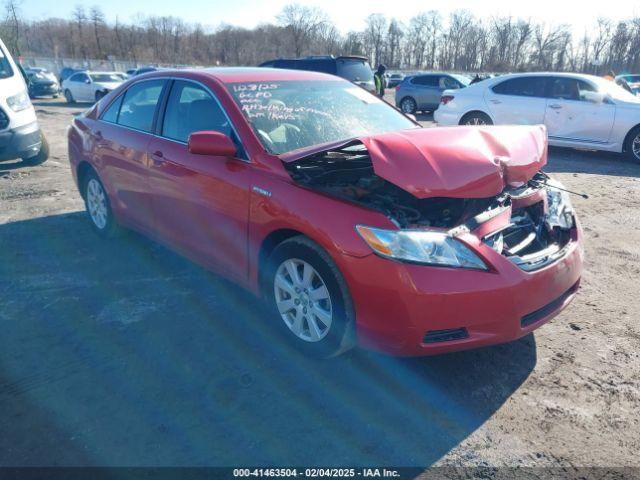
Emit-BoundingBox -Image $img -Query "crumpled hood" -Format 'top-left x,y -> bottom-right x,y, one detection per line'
359,125 -> 547,199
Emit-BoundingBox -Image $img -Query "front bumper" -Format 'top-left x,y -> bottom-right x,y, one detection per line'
342,225 -> 584,356
29,83 -> 60,96
0,121 -> 42,161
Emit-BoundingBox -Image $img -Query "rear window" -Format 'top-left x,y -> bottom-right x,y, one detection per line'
336,59 -> 373,82
0,46 -> 15,79
492,77 -> 546,97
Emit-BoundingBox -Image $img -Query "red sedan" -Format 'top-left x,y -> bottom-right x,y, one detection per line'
68,68 -> 583,357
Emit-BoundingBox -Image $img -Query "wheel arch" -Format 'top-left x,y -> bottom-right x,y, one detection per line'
622,123 -> 640,153
257,228 -> 309,297
76,161 -> 96,199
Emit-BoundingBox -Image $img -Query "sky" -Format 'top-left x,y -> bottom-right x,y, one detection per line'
18,0 -> 640,35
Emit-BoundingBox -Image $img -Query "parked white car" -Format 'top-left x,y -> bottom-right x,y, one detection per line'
62,71 -> 125,103
0,37 -> 47,163
434,72 -> 640,163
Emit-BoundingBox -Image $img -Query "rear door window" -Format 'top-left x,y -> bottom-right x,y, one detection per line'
117,79 -> 165,133
162,80 -> 230,143
439,76 -> 460,89
70,73 -> 90,83
492,77 -> 547,97
411,75 -> 439,87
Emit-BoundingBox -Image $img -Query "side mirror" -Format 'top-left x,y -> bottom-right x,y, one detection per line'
85,78 -> 91,84
188,131 -> 237,157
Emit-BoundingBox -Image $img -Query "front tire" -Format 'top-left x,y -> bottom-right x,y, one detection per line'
400,97 -> 417,114
265,236 -> 356,358
95,90 -> 105,102
64,89 -> 75,104
460,111 -> 493,125
82,169 -> 121,237
624,126 -> 640,163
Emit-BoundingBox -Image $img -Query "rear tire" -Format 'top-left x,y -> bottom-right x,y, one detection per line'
82,169 -> 121,238
400,97 -> 417,115
624,126 -> 640,163
264,236 -> 356,358
460,111 -> 493,126
64,89 -> 75,104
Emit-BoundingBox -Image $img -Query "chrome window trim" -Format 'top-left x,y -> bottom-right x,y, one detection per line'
97,75 -> 249,162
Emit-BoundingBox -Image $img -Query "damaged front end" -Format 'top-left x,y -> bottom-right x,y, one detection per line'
282,126 -> 576,272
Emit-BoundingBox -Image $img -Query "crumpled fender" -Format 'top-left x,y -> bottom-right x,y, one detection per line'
359,125 -> 548,199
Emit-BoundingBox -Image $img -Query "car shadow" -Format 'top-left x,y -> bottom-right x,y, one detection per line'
0,212 -> 537,467
0,158 -> 30,174
545,146 -> 640,178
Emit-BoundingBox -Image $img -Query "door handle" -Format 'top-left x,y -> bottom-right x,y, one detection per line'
490,99 -> 501,104
150,151 -> 164,166
549,104 -> 563,110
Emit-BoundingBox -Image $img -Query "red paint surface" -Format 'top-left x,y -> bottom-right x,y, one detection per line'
68,68 -> 582,356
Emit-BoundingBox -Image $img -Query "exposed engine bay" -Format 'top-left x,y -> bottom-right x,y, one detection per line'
284,141 -> 575,271
284,143 -> 497,229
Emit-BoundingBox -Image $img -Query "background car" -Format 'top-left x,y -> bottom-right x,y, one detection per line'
434,72 -> 640,163
615,74 -> 640,96
259,55 -> 376,94
59,66 -> 82,83
132,66 -> 159,76
386,72 -> 405,88
62,71 -> 125,103
0,38 -> 47,164
24,67 -> 60,98
394,72 -> 471,114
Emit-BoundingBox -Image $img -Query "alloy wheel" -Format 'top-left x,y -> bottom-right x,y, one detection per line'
401,98 -> 416,114
633,133 -> 640,160
465,116 -> 487,125
86,178 -> 108,230
273,258 -> 333,342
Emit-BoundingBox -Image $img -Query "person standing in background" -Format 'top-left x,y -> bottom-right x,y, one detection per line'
374,64 -> 387,98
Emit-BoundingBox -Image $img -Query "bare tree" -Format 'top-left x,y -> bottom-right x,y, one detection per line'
363,13 -> 387,67
89,6 -> 105,59
276,4 -> 328,57
3,0 -> 22,55
72,5 -> 88,60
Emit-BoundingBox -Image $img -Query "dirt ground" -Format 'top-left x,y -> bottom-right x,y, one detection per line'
0,95 -> 639,468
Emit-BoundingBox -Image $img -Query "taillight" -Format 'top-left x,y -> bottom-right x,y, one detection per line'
395,85 -> 401,91
441,95 -> 454,105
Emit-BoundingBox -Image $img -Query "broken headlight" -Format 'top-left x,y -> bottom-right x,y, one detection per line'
545,178 -> 574,230
356,225 -> 488,270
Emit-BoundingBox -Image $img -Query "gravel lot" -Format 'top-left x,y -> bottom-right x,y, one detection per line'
0,95 -> 639,468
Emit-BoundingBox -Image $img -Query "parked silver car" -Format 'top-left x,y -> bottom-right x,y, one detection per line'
395,73 -> 470,114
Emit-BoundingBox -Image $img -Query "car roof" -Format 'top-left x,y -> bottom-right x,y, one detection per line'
490,72 -> 604,81
142,67 -> 343,84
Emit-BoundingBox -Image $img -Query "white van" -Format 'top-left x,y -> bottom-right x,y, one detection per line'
0,37 -> 46,163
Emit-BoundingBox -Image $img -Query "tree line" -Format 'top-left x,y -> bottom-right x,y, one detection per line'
2,1 -> 640,74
